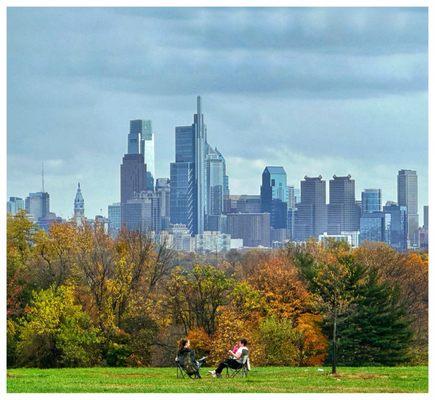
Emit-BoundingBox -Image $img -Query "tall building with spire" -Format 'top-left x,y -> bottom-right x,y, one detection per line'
170,96 -> 209,235
73,182 -> 85,225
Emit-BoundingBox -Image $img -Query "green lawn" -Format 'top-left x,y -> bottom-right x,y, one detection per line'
7,365 -> 428,393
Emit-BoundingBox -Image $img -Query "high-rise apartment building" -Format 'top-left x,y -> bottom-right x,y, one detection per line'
129,120 -> 155,191
294,176 -> 327,241
397,169 -> 418,247
361,189 -> 382,214
327,175 -> 360,234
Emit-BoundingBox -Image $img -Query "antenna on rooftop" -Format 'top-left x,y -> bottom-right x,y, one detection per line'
42,162 -> 45,193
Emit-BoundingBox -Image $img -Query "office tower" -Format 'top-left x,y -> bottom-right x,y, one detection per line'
124,191 -> 161,234
108,202 -> 121,238
360,212 -> 386,243
223,195 -> 240,214
287,207 -> 296,240
294,176 -> 327,241
206,146 -> 225,215
287,186 -> 296,209
129,120 -> 155,191
361,189 -> 382,214
294,188 -> 301,204
236,195 -> 261,214
156,178 -> 171,230
73,182 -> 85,225
25,192 -> 50,221
424,205 -> 428,230
397,169 -> 418,247
383,202 -> 407,251
7,197 -> 25,215
327,175 -> 360,234
120,153 -> 147,225
171,96 -> 211,235
261,166 -> 288,229
227,213 -> 271,247
206,214 -> 228,232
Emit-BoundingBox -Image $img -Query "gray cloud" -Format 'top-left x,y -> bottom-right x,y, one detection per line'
7,7 -> 428,219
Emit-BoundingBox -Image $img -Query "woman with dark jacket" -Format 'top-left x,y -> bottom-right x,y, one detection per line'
176,339 -> 206,378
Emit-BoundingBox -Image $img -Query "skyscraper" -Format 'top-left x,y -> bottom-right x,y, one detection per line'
227,213 -> 271,247
129,120 -> 155,191
361,189 -> 382,214
156,178 -> 171,229
327,175 -> 360,234
397,169 -> 418,247
294,176 -> 327,241
25,192 -> 50,221
423,205 -> 428,230
360,212 -> 386,243
170,96 -> 211,235
120,153 -> 147,225
260,166 -> 288,229
73,182 -> 85,225
7,197 -> 25,215
108,202 -> 121,238
206,146 -> 226,216
383,202 -> 407,251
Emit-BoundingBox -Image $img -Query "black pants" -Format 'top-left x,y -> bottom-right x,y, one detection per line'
216,358 -> 241,374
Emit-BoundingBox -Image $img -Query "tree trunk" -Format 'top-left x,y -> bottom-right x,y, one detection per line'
332,307 -> 337,374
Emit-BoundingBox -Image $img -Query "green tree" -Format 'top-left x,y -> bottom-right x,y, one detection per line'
337,269 -> 413,366
295,250 -> 366,374
17,285 -> 101,367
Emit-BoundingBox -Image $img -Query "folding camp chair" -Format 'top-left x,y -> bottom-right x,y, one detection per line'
175,352 -> 206,379
226,348 -> 249,378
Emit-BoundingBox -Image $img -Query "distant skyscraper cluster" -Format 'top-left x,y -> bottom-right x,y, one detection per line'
7,96 -> 428,253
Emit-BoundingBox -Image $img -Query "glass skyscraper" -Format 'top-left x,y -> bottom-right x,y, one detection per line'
260,166 -> 288,229
383,202 -> 407,251
170,96 -> 208,235
7,196 -> 25,215
360,211 -> 386,243
361,189 -> 382,213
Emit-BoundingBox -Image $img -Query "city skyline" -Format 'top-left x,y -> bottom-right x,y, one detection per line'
7,8 -> 428,218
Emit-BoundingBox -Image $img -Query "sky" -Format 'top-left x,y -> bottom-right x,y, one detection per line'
7,7 -> 428,220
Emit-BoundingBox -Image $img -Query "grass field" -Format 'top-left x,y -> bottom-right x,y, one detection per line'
7,365 -> 428,393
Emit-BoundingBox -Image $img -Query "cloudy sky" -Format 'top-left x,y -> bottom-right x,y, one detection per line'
7,7 -> 428,220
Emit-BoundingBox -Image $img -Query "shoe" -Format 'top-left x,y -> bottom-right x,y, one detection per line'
216,373 -> 222,378
208,370 -> 216,377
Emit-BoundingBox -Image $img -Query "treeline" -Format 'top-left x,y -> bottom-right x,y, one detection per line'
7,211 -> 428,370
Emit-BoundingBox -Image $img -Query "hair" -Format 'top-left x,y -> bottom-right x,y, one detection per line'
178,338 -> 188,351
240,338 -> 248,346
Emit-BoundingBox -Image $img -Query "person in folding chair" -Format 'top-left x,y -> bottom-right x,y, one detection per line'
175,338 -> 206,379
208,338 -> 250,378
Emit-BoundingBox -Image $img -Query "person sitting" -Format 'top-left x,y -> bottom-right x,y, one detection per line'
208,338 -> 249,378
176,338 -> 206,378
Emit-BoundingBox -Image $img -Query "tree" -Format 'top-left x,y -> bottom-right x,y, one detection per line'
337,269 -> 413,366
17,285 -> 101,367
295,250 -> 366,374
166,265 -> 234,335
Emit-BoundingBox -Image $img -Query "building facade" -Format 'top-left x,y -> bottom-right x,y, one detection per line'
327,175 -> 360,235
227,213 -> 270,247
397,169 -> 418,247
7,197 -> 25,215
108,202 -> 121,237
73,182 -> 85,226
361,189 -> 382,214
25,192 -> 50,221
294,176 -> 327,241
